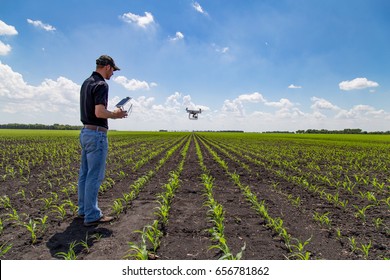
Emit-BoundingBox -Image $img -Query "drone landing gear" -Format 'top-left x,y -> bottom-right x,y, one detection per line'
189,113 -> 199,120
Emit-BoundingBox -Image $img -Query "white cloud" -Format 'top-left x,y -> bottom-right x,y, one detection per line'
339,77 -> 379,91
0,20 -> 18,36
0,62 -> 79,122
213,43 -> 229,54
165,91 -> 182,109
310,97 -> 340,111
113,76 -> 156,91
170,31 -> 184,41
221,92 -> 296,118
192,2 -> 208,15
27,19 -> 56,32
288,84 -> 302,89
222,92 -> 266,117
0,20 -> 18,56
335,104 -> 386,120
0,41 -> 12,56
265,98 -> 294,108
237,92 -> 266,103
120,12 -> 154,28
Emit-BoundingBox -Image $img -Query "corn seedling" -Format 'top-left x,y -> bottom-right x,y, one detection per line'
313,212 -> 332,228
358,241 -> 372,259
90,232 -> 103,242
291,196 -> 301,207
24,219 -> 38,244
16,189 -> 27,201
335,228 -> 343,241
338,199 -> 348,210
288,251 -> 311,260
51,204 -> 67,221
154,201 -> 170,225
289,236 -> 312,254
38,215 -> 48,234
117,170 -> 126,179
0,242 -> 12,257
40,197 -> 54,210
143,221 -> 163,252
0,195 -> 12,209
122,192 -> 135,205
55,240 -> 78,260
7,208 -> 23,225
78,234 -> 92,253
63,199 -> 78,215
348,236 -> 358,253
112,198 -> 125,217
373,218 -> 384,230
353,204 -> 373,223
210,239 -> 246,260
125,234 -> 149,260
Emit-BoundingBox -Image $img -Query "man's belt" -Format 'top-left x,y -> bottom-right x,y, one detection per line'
84,125 -> 108,133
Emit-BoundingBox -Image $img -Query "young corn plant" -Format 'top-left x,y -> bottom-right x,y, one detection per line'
313,212 -> 332,228
78,233 -> 97,254
0,195 -> 12,209
288,251 -> 311,260
24,219 -> 38,244
209,237 -> 246,260
358,241 -> 372,259
77,239 -> 90,254
287,236 -> 312,260
143,221 -> 163,253
348,236 -> 358,253
373,218 -> 384,230
335,228 -> 343,241
55,240 -> 78,260
125,230 -> 150,260
0,242 -> 12,257
7,208 -> 23,225
338,199 -> 349,210
112,198 -> 125,217
63,199 -> 78,215
38,215 -> 48,234
353,204 -> 373,224
154,200 -> 170,225
51,204 -> 67,221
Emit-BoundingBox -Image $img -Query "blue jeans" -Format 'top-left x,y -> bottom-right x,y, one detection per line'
77,128 -> 108,223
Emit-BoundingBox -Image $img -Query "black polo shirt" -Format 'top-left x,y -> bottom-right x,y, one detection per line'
80,72 -> 109,129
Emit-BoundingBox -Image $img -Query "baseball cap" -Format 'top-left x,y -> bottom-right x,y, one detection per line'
96,55 -> 120,71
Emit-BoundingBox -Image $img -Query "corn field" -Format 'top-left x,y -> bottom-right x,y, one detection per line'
0,130 -> 389,260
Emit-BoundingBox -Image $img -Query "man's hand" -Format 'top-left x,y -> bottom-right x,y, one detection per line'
113,108 -> 128,119
95,104 -> 128,119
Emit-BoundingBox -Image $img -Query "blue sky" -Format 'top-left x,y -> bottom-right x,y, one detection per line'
1,0 -> 389,132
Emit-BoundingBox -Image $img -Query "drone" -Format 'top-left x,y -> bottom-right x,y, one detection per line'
186,107 -> 202,120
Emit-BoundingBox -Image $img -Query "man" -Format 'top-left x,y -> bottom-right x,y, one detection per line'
78,55 -> 127,226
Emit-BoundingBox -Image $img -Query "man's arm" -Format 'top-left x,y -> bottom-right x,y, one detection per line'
95,104 -> 127,119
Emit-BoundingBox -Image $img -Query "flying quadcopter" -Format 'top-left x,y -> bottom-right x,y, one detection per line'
186,107 -> 202,120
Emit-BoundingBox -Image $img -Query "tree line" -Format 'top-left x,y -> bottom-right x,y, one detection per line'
295,128 -> 390,134
0,123 -> 82,130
